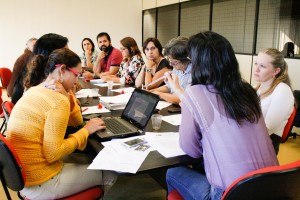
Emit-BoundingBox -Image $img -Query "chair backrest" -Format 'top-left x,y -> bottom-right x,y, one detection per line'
0,134 -> 26,192
281,106 -> 297,143
2,101 -> 14,123
0,89 -> 3,114
0,68 -> 12,88
222,160 -> 300,200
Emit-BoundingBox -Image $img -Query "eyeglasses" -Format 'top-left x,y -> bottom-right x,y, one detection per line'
55,64 -> 80,78
167,57 -> 181,67
145,46 -> 156,52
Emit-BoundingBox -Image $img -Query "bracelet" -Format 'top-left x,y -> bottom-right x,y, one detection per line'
145,68 -> 152,73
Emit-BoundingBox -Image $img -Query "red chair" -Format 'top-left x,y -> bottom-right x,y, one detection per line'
222,160 -> 300,200
0,68 -> 12,88
0,89 -> 5,133
168,189 -> 183,200
168,160 -> 300,200
0,134 -> 104,200
280,106 -> 296,143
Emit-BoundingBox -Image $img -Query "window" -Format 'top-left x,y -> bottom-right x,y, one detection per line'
180,0 -> 210,37
143,9 -> 156,41
257,0 -> 300,57
212,0 -> 256,54
157,5 -> 179,46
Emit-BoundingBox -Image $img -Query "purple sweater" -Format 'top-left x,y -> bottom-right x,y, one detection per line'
179,85 -> 278,190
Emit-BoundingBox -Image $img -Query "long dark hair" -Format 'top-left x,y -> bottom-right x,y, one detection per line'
23,33 -> 69,88
189,31 -> 261,124
24,48 -> 80,89
81,38 -> 95,53
120,37 -> 141,58
33,33 -> 68,56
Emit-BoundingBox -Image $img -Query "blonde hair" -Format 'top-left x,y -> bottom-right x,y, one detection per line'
256,48 -> 292,98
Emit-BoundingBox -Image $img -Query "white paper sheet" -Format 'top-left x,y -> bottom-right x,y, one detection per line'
75,89 -> 101,98
162,114 -> 182,126
94,82 -> 121,87
81,106 -> 111,115
145,132 -> 186,158
111,87 -> 135,93
156,101 -> 172,110
100,92 -> 132,104
88,136 -> 152,173
89,79 -> 105,84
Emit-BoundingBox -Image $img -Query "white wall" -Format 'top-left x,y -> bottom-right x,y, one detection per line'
0,0 -> 142,69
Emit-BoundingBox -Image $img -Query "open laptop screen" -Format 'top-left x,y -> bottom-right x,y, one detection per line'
121,89 -> 159,130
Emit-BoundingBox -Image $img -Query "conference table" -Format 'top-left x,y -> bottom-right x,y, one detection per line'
78,78 -> 200,188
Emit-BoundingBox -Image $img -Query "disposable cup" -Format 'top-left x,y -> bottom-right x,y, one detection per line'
107,81 -> 114,90
151,114 -> 162,130
91,88 -> 99,98
120,77 -> 126,86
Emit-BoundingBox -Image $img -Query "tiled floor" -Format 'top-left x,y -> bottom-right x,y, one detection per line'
1,89 -> 300,200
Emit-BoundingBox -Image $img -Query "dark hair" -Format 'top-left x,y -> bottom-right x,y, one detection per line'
142,37 -> 163,57
189,31 -> 261,124
164,36 -> 190,64
24,48 -> 81,89
32,33 -> 68,57
97,32 -> 111,42
23,33 -> 68,88
81,38 -> 95,52
120,37 -> 141,57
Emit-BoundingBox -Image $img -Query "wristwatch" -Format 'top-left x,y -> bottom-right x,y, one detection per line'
93,73 -> 99,79
145,68 -> 152,73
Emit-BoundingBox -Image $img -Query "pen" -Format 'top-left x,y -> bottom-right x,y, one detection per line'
82,108 -> 88,113
147,71 -> 173,87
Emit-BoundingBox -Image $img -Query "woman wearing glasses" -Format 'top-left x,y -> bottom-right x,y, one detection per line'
150,36 -> 192,104
135,37 -> 172,90
6,48 -> 116,199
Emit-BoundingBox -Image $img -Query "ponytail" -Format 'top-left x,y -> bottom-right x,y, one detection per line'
23,55 -> 47,90
258,48 -> 292,98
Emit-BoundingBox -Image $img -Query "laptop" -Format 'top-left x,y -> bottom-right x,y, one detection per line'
96,88 -> 160,140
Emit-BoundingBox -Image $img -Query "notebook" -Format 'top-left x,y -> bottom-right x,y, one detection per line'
96,88 -> 160,139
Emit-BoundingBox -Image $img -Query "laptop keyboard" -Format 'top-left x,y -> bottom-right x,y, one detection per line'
104,118 -> 133,134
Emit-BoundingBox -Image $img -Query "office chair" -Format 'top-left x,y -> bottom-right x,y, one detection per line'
287,90 -> 300,140
222,159 -> 300,200
280,106 -> 296,143
168,160 -> 300,200
0,68 -> 12,89
0,134 -> 104,200
0,101 -> 14,134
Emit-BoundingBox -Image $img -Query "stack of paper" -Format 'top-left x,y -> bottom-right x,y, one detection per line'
88,136 -> 152,173
75,89 -> 101,98
100,92 -> 132,110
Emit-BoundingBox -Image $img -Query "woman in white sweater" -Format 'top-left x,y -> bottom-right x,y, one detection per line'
254,48 -> 294,154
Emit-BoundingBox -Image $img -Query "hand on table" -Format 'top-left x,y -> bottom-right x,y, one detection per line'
83,70 -> 93,78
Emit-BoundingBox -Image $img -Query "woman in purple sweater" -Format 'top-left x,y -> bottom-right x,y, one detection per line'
165,31 -> 278,200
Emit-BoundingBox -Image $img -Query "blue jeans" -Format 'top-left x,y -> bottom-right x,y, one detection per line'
167,166 -> 224,200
